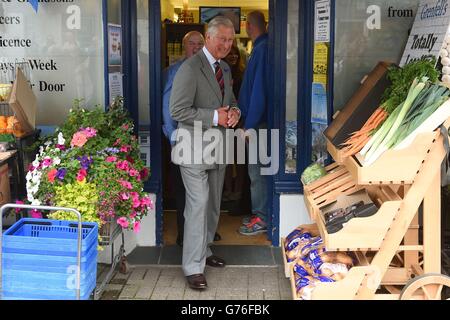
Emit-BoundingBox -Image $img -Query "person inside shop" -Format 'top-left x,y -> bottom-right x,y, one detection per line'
170,17 -> 241,290
222,42 -> 251,216
162,30 -> 222,247
238,11 -> 270,236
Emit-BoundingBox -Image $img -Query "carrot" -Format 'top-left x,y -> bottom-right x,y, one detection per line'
340,107 -> 388,157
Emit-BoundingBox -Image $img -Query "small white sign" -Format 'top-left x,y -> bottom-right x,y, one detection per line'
109,72 -> 123,104
400,0 -> 450,66
315,0 -> 331,43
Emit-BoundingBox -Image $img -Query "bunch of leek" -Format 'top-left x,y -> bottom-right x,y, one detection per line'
360,77 -> 428,166
361,78 -> 450,166
391,84 -> 450,148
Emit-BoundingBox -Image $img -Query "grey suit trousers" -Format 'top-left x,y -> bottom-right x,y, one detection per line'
180,164 -> 227,276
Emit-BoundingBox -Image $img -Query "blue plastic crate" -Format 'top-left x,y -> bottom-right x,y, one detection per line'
2,245 -> 97,274
1,268 -> 97,300
1,218 -> 99,300
2,219 -> 98,257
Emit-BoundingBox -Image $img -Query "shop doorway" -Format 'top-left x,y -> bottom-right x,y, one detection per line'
159,0 -> 271,247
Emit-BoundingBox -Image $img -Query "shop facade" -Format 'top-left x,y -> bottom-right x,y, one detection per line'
0,0 -> 421,248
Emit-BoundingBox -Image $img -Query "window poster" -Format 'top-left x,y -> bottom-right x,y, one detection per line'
108,23 -> 122,66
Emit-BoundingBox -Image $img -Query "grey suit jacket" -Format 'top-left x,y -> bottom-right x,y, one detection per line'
170,50 -> 239,169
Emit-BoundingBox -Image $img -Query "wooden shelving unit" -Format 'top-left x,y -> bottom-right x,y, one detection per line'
288,122 -> 450,300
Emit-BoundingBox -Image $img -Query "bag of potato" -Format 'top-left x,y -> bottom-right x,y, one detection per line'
309,250 -> 354,271
293,257 -> 315,277
300,237 -> 324,260
296,275 -> 335,300
317,263 -> 349,281
285,231 -> 314,255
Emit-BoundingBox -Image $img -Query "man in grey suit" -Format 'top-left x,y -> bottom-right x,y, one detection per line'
170,16 -> 241,290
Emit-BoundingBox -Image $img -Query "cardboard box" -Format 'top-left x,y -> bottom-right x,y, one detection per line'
324,62 -> 393,153
8,68 -> 36,134
0,164 -> 11,206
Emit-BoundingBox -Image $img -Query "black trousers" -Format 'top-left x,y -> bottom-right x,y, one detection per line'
170,161 -> 186,241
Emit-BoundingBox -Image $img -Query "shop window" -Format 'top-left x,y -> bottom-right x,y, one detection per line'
285,0 -> 299,174
0,1 -> 105,125
334,0 -> 420,111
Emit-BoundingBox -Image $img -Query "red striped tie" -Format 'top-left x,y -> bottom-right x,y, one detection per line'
214,61 -> 224,98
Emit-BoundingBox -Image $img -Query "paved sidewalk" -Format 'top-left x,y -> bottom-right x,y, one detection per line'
98,265 -> 292,300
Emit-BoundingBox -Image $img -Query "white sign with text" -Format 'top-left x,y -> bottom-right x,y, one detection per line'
400,0 -> 450,66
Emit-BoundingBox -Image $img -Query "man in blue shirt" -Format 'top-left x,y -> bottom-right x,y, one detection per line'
162,31 -> 205,247
238,11 -> 270,236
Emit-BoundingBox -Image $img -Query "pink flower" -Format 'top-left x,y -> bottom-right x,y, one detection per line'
140,196 -> 153,209
42,157 -> 53,168
120,145 -> 131,153
133,221 -> 141,234
122,124 -> 129,130
129,169 -> 139,177
118,179 -> 133,190
82,127 -> 97,138
30,209 -> 43,219
116,161 -> 130,172
132,197 -> 141,209
140,168 -> 149,180
76,169 -> 88,182
28,164 -> 36,172
71,132 -> 88,148
47,168 -> 58,183
15,200 -> 24,214
117,217 -> 129,229
106,156 -> 117,163
120,193 -> 129,200
114,138 -> 121,146
130,212 -> 137,219
56,144 -> 66,151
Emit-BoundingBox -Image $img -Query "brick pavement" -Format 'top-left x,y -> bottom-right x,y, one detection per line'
97,265 -> 292,300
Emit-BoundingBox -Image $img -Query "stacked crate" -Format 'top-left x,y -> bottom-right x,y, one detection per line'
1,218 -> 98,300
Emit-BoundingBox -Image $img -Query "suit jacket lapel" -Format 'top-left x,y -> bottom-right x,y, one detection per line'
199,51 -> 223,104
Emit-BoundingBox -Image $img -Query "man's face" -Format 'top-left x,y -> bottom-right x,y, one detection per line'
184,34 -> 204,58
206,26 -> 235,60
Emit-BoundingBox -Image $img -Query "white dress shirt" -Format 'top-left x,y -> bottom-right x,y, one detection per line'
203,46 -> 220,126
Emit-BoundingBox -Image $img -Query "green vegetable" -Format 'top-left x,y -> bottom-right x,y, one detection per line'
301,163 -> 327,185
364,77 -> 427,166
381,58 -> 439,114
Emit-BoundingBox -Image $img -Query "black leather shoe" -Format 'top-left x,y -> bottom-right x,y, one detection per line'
214,232 -> 222,242
206,255 -> 226,268
176,236 -> 183,247
186,274 -> 208,290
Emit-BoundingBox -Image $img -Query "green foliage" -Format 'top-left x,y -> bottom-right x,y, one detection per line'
382,58 -> 440,114
49,181 -> 101,225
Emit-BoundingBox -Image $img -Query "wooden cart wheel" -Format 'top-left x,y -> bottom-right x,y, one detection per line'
400,273 -> 450,300
119,257 -> 130,274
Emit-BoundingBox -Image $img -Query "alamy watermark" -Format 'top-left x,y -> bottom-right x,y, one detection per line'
171,121 -> 280,176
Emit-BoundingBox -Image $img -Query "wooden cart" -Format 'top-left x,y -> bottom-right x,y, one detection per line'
289,121 -> 450,300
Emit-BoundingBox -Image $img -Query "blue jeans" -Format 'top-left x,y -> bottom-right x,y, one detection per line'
247,123 -> 268,223
248,162 -> 268,223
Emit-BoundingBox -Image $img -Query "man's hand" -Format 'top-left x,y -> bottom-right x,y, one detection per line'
227,108 -> 240,128
217,106 -> 230,128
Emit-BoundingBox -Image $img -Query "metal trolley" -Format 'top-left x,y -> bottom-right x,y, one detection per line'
94,218 -> 130,300
0,204 -> 85,300
1,205 -> 130,300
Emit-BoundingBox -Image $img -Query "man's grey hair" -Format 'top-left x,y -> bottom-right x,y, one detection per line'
206,16 -> 235,37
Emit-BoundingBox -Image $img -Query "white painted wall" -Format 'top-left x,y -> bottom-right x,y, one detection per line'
279,194 -> 313,240
98,193 -> 156,263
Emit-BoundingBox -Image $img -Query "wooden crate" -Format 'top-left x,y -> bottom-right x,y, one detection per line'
315,185 -> 402,251
281,237 -> 293,279
344,130 -> 440,185
304,164 -> 364,220
289,262 -> 378,300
